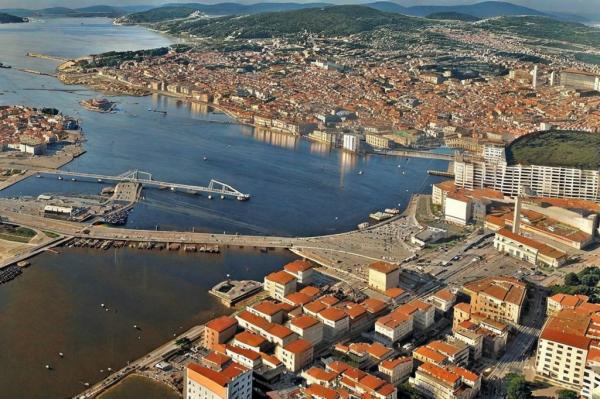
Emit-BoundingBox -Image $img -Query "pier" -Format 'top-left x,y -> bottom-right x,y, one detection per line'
375,149 -> 455,161
36,169 -> 251,200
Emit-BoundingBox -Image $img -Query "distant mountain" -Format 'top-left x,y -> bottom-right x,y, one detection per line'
0,8 -> 36,17
364,2 -> 408,14
0,5 -> 130,18
154,5 -> 432,38
426,11 -> 480,22
0,12 -> 27,23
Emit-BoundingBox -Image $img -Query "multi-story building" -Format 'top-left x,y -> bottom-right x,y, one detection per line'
283,260 -> 315,284
428,289 -> 457,313
547,293 -> 590,316
462,276 -> 527,325
204,316 -> 238,350
289,315 -> 323,345
535,308 -> 600,390
375,311 -> 413,344
397,300 -> 435,332
368,262 -> 400,292
410,362 -> 481,399
560,69 -> 600,91
493,228 -> 567,268
275,338 -> 314,372
454,148 -> 600,202
264,270 -> 297,300
379,356 -> 413,384
317,307 -> 350,340
184,361 -> 252,399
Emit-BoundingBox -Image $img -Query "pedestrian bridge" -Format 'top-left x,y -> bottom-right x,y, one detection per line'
37,169 -> 250,200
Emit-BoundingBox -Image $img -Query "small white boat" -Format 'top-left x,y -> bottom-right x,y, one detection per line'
203,156 -> 208,161
208,195 -> 212,199
220,195 -> 225,199
45,364 -> 52,370
358,171 -> 363,175
58,176 -> 63,180
71,178 -> 76,181
58,352 -> 64,358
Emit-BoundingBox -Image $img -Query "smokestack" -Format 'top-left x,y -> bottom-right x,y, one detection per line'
550,71 -> 555,87
513,196 -> 522,235
595,76 -> 600,92
532,65 -> 538,90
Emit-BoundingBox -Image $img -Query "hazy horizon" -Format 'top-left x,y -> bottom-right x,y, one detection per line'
2,0 -> 600,18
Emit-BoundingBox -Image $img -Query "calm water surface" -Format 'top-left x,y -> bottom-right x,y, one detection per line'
0,247 -> 295,398
0,17 -> 447,399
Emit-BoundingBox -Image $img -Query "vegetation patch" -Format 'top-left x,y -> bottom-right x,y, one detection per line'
506,130 -> 600,169
551,267 -> 600,302
0,225 -> 36,243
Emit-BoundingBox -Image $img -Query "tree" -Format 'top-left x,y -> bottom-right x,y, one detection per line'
505,373 -> 532,399
564,272 -> 580,286
581,273 -> 599,287
557,389 -> 578,399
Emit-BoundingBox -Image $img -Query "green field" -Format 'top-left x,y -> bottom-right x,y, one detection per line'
0,226 -> 36,243
506,130 -> 600,169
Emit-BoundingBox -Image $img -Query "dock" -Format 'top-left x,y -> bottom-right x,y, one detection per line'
209,280 -> 263,307
427,169 -> 455,178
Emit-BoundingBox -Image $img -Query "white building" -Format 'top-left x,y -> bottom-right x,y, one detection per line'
184,361 -> 252,399
343,134 -> 360,152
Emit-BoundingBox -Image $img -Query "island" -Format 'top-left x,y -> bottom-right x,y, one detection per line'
0,12 -> 28,23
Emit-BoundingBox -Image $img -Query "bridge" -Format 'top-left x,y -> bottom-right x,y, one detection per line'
36,169 -> 250,200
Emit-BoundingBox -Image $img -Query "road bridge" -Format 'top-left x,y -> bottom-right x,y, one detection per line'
36,169 -> 250,200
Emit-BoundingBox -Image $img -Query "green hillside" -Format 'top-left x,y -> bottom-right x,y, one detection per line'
0,12 -> 27,23
506,131 -> 600,169
479,16 -> 600,47
155,5 -> 434,38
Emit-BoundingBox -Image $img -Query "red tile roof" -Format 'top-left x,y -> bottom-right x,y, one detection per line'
206,316 -> 237,333
265,270 -> 296,285
369,261 -> 399,274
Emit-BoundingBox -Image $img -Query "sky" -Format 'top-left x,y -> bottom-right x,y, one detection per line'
2,0 -> 600,18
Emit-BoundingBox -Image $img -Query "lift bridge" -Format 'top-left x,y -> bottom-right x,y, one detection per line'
39,169 -> 250,201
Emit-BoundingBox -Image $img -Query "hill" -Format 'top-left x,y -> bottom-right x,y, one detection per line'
506,130 -> 600,169
0,5 -> 129,18
403,1 -> 547,18
426,12 -> 480,22
0,12 -> 27,23
154,5 -> 433,38
479,16 -> 600,47
121,2 -> 333,23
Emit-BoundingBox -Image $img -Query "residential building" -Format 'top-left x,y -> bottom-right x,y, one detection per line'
264,270 -> 297,300
204,316 -> 238,350
184,361 -> 252,399
410,363 -> 481,399
547,293 -> 590,316
379,356 -> 413,384
275,339 -> 314,372
462,276 -> 527,324
289,315 -> 323,345
368,262 -> 400,292
283,260 -> 315,284
429,289 -> 457,313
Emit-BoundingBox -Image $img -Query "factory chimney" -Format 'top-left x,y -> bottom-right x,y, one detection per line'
532,65 -> 538,90
513,196 -> 522,235
550,71 -> 555,87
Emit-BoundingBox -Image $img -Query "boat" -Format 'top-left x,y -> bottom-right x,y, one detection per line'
203,156 -> 208,161
45,364 -> 52,370
36,174 -> 42,178
58,352 -> 64,358
208,195 -> 213,199
220,195 -> 225,199
71,178 -> 76,181
58,176 -> 63,180
237,194 -> 250,201
97,178 -> 103,183
358,171 -> 363,175
170,187 -> 176,191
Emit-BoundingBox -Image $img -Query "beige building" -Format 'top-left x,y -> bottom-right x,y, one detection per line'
547,293 -> 590,316
184,361 -> 252,399
275,339 -> 314,372
375,311 -> 413,344
462,276 -> 527,325
368,262 -> 400,292
410,362 -> 481,399
428,289 -> 457,313
289,315 -> 324,345
264,270 -> 297,300
379,356 -> 413,384
445,193 -> 472,225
